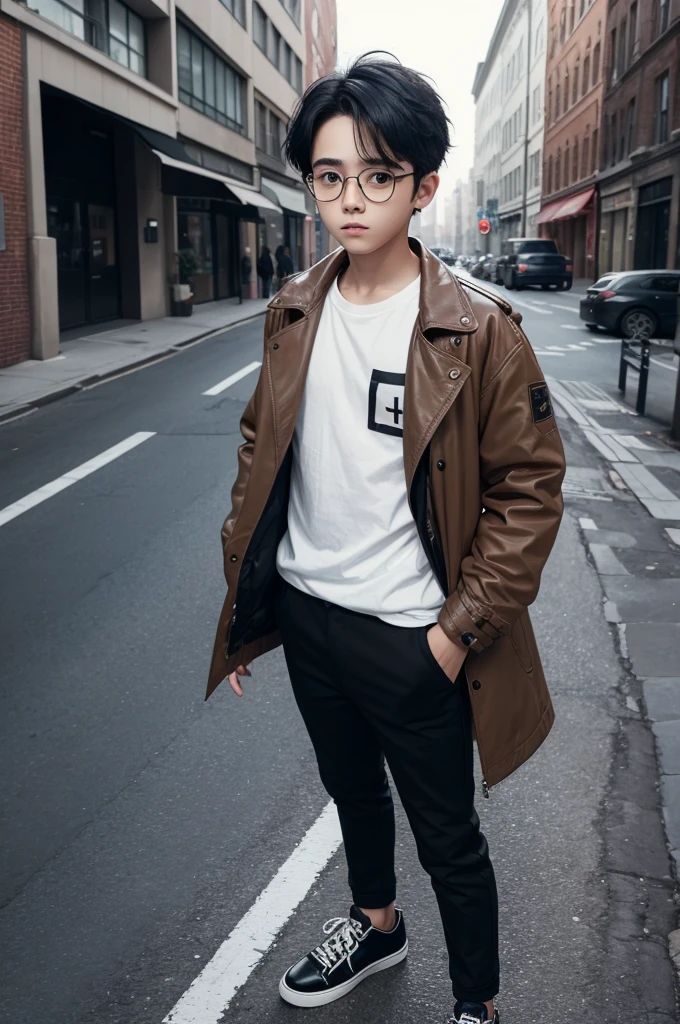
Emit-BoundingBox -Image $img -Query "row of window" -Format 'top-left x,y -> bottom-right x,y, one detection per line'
29,0 -> 145,76
501,166 -> 523,204
550,0 -> 596,58
603,68 -> 670,167
256,99 -> 287,159
545,128 -> 598,195
178,23 -> 248,135
501,104 -> 525,153
609,2 -> 640,87
548,42 -> 600,124
253,2 -> 303,93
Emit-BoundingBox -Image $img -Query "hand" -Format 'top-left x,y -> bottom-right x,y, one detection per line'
228,664 -> 252,696
426,624 -> 467,683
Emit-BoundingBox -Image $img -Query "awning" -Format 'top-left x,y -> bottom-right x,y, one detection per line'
151,150 -> 282,212
536,187 -> 595,224
261,176 -> 311,216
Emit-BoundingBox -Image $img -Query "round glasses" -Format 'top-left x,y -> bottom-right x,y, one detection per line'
305,169 -> 415,204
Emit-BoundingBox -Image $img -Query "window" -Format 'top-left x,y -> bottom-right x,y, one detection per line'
177,23 -> 247,133
582,134 -> 590,176
564,69 -> 570,110
555,148 -> 562,191
253,2 -> 302,92
654,70 -> 669,143
609,27 -> 617,85
28,0 -> 146,76
659,0 -> 669,34
573,138 -> 579,180
569,1 -> 575,35
564,141 -> 570,185
547,155 -> 553,193
591,128 -> 598,172
629,3 -> 638,61
609,112 -> 617,164
625,98 -> 636,155
255,99 -> 285,160
555,82 -> 561,119
579,0 -> 586,16
560,6 -> 566,44
532,85 -> 541,123
619,110 -> 626,161
278,0 -> 300,24
548,85 -> 553,122
218,0 -> 245,26
572,61 -> 579,103
592,42 -> 600,82
619,17 -> 628,73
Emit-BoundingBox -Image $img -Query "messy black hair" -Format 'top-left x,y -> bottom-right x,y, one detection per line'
284,52 -> 452,197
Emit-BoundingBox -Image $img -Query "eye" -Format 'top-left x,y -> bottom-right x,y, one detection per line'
318,171 -> 341,184
366,171 -> 394,186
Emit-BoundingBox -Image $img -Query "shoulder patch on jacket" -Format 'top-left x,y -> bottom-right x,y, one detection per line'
529,381 -> 553,423
459,277 -> 514,315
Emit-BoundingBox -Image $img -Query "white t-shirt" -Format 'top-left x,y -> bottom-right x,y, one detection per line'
275,271 -> 445,627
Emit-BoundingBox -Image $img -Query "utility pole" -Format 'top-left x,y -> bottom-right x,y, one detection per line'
521,0 -> 532,236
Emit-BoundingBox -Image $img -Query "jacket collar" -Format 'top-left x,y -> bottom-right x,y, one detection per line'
267,237 -> 479,334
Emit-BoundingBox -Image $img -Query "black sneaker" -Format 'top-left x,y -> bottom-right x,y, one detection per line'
449,1001 -> 500,1024
278,903 -> 408,1007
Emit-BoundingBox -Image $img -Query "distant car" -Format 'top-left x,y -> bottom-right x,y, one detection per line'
470,254 -> 496,280
496,237 -> 572,290
430,247 -> 456,266
579,270 -> 680,338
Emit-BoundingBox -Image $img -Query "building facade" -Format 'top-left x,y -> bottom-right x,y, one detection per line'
304,0 -> 337,259
0,0 -> 325,367
0,12 -> 30,368
597,0 -> 680,275
538,0 -> 606,279
472,0 -> 547,254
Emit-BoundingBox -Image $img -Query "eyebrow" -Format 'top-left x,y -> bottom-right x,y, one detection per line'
310,156 -> 403,170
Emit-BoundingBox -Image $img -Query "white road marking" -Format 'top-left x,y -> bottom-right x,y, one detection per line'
550,303 -> 580,313
560,324 -> 582,330
566,343 -> 588,350
0,432 -> 156,528
203,361 -> 262,396
162,801 -> 343,1023
508,297 -> 554,314
593,338 -> 621,344
579,517 -> 598,530
545,345 -> 570,351
535,351 -> 565,357
650,356 -> 678,373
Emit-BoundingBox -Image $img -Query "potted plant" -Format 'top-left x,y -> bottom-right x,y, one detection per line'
170,249 -> 197,316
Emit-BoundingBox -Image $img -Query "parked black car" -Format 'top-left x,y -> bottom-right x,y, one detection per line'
579,270 -> 680,338
496,238 -> 573,290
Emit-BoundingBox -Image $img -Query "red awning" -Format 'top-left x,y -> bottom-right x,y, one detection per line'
536,187 -> 595,224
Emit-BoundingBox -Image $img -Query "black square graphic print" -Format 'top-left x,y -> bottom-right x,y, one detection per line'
368,369 -> 406,438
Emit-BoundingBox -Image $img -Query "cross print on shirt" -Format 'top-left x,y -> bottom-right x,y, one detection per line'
368,369 -> 406,438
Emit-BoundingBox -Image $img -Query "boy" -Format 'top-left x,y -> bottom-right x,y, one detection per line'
205,53 -> 566,1024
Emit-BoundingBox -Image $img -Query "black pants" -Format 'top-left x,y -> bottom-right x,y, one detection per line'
275,577 -> 499,1002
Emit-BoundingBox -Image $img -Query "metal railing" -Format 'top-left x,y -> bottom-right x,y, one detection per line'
618,329 -> 651,416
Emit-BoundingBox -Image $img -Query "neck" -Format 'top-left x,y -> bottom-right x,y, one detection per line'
337,232 -> 421,305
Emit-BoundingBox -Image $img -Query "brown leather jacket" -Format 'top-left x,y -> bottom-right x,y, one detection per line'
205,239 -> 566,793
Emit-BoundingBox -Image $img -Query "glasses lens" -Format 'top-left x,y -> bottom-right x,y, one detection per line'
358,169 -> 396,202
308,171 -> 344,201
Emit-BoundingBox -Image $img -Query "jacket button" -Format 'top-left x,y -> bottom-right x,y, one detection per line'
460,315 -> 470,325
461,631 -> 476,646
272,342 -> 279,349
437,459 -> 446,471
229,554 -> 238,562
449,368 -> 461,380
472,679 -> 481,690
452,336 -> 462,346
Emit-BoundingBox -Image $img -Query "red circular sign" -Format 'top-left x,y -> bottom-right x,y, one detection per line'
478,218 -> 491,235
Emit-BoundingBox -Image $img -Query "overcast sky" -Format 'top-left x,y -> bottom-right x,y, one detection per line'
335,0 -> 505,193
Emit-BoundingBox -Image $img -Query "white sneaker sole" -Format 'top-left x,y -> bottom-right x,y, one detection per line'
278,939 -> 409,1007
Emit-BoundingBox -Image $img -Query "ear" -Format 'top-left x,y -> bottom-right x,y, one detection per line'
414,172 -> 439,212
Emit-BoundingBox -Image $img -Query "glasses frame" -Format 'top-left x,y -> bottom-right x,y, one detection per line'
305,169 -> 415,204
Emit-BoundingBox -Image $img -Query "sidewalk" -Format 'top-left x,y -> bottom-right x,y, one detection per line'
549,377 -> 680,894
0,296 -> 270,424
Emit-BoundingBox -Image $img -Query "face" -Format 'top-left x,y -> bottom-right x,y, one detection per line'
307,115 -> 439,254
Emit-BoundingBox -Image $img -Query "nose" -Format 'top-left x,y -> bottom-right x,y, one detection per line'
341,177 -> 365,213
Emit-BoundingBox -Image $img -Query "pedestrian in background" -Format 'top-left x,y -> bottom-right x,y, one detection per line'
256,245 -> 274,298
206,51 -> 565,1024
276,245 -> 295,288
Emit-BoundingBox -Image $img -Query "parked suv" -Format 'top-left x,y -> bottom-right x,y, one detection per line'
579,270 -> 680,338
496,238 -> 573,290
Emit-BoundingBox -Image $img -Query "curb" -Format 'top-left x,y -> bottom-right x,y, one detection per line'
0,310 -> 267,427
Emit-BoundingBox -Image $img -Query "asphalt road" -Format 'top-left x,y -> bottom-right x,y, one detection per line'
0,282 -> 675,1024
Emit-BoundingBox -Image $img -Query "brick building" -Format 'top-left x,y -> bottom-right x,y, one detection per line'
0,12 -> 30,369
597,0 -> 680,274
538,0 -> 607,278
0,0 -> 323,368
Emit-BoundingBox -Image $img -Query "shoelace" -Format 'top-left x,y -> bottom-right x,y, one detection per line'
311,916 -> 364,970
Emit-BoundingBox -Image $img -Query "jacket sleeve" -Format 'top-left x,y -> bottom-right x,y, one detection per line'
219,317 -> 270,581
437,311 -> 566,655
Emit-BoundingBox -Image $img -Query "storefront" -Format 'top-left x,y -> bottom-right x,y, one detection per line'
634,177 -> 672,271
261,176 -> 314,273
537,186 -> 596,279
598,186 -> 634,276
